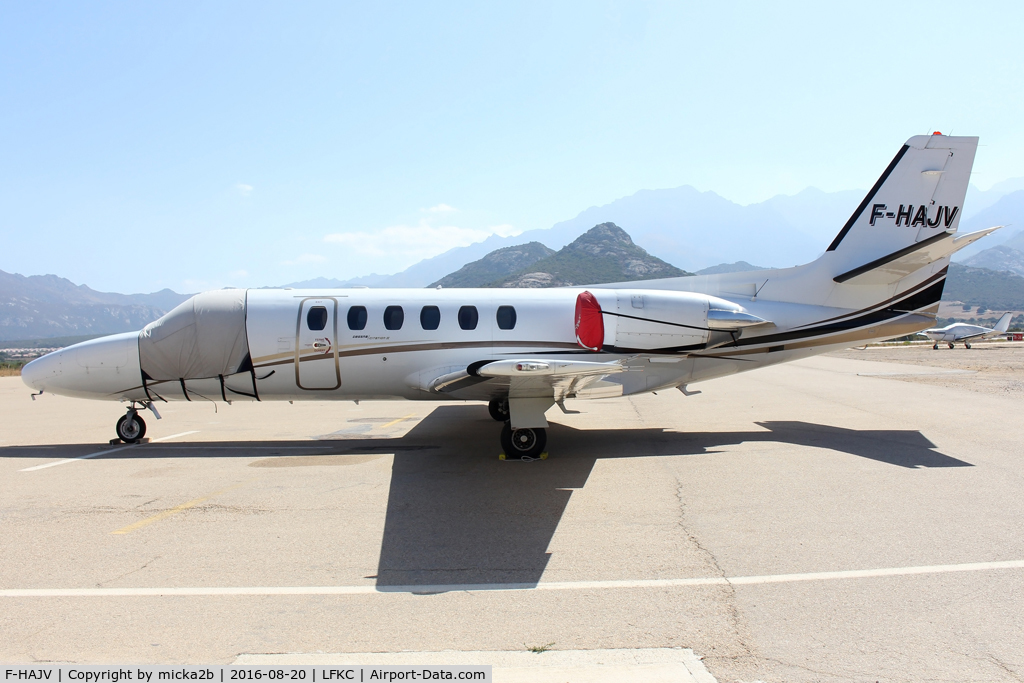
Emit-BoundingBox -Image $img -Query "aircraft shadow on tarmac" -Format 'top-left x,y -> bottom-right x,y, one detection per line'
3,404 -> 970,590
353,405 -> 972,589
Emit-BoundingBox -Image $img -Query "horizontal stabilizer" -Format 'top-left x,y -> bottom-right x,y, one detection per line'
834,226 -> 1002,285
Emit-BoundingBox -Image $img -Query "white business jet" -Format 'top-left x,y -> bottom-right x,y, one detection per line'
22,134 -> 1001,458
921,312 -> 1013,349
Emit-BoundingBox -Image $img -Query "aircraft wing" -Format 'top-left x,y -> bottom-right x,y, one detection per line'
423,359 -> 627,403
954,330 -> 992,341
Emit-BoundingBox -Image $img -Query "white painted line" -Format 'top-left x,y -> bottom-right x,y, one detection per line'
3,559 -> 1022,597
151,431 -> 201,443
857,370 -> 976,377
19,431 -> 199,472
19,443 -> 139,471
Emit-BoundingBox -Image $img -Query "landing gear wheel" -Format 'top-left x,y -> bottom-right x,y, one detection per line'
948,342 -> 955,349
500,423 -> 546,460
488,398 -> 510,422
933,343 -> 939,350
116,413 -> 147,443
965,343 -> 972,349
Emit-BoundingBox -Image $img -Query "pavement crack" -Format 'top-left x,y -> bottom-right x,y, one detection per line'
986,653 -> 1024,682
96,555 -> 161,588
671,469 -> 757,668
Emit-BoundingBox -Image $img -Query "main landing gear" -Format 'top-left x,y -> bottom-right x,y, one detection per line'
948,342 -> 955,349
488,398 -> 510,422
115,401 -> 160,443
489,398 -> 546,459
965,342 -> 972,349
933,343 -> 939,350
500,422 -> 547,460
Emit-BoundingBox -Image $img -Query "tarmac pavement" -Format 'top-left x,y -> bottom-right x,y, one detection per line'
1,349 -> 1022,682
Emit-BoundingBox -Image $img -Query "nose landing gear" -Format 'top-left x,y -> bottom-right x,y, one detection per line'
115,401 -> 161,443
116,411 -> 146,443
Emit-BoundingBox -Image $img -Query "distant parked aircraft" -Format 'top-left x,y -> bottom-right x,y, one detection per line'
922,312 -> 1013,349
22,134 -> 1003,458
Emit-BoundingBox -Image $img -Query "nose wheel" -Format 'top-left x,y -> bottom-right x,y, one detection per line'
116,410 -> 147,443
500,422 -> 546,460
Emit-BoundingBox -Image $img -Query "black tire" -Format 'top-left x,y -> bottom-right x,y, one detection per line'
965,343 -> 972,349
488,399 -> 510,422
116,413 -> 147,442
500,422 -> 546,460
933,344 -> 938,350
948,343 -> 955,349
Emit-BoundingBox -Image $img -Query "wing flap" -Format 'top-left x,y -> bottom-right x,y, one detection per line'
420,359 -> 626,402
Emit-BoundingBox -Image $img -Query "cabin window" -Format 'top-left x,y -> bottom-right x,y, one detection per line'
420,305 -> 441,330
496,305 -> 517,330
458,305 -> 478,330
347,306 -> 367,330
306,306 -> 328,331
384,305 -> 405,330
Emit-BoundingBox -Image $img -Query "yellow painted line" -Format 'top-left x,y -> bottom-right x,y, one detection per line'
377,413 -> 416,430
111,478 -> 255,535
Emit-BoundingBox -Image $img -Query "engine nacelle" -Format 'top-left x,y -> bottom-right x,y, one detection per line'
576,290 -> 768,353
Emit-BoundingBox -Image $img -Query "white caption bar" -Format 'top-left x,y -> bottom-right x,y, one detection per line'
0,665 -> 490,683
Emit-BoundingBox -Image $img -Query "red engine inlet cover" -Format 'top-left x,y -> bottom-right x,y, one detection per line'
575,291 -> 604,352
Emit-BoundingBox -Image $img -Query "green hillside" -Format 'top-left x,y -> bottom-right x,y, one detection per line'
430,242 -> 555,288
487,223 -> 690,287
943,263 -> 1024,310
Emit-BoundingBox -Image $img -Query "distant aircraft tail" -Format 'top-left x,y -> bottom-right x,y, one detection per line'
994,312 -> 1013,334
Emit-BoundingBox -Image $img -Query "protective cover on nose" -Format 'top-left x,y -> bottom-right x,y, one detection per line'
139,289 -> 250,381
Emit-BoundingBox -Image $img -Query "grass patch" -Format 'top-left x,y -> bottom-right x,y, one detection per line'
0,366 -> 22,377
526,642 -> 555,654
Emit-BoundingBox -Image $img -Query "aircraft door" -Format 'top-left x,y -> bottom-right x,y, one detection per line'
296,298 -> 341,390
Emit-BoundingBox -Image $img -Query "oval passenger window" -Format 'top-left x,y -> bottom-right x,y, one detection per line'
384,305 -> 405,330
347,306 -> 367,331
307,306 -> 328,331
496,305 -> 516,330
420,306 -> 440,330
458,305 -> 478,330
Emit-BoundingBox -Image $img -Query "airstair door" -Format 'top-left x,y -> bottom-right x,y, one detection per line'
296,297 -> 341,390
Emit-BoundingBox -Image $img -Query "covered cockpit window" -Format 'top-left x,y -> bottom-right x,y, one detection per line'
138,289 -> 250,381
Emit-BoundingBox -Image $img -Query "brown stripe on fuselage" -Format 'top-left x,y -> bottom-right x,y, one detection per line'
789,267 -> 947,330
698,313 -> 935,359
252,339 -> 582,369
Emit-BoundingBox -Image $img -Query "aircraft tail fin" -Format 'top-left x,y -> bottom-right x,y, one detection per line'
825,134 -> 978,276
994,312 -> 1013,334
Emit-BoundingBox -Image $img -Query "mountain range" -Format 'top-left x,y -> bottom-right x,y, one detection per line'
6,179 -> 1024,342
290,179 -> 1024,290
0,270 -> 191,342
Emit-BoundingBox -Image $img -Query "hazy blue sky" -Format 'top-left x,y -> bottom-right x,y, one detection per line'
3,1 -> 1023,292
